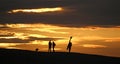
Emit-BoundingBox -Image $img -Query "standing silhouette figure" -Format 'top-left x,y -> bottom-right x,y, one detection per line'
52,41 -> 56,52
67,36 -> 72,53
48,40 -> 52,52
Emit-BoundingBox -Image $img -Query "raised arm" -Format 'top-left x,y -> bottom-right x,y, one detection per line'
69,36 -> 72,42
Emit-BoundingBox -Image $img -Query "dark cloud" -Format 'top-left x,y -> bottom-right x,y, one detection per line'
28,37 -> 63,41
0,34 -> 14,37
0,31 -> 14,37
0,0 -> 62,12
0,38 -> 29,43
0,36 -> 63,43
0,0 -> 120,27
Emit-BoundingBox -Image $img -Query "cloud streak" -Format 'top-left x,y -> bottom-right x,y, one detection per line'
0,36 -> 63,43
8,7 -> 63,13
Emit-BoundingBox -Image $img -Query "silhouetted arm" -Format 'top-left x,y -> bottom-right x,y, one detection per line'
69,36 -> 72,42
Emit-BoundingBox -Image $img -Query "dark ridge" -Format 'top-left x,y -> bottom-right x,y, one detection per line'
0,48 -> 120,64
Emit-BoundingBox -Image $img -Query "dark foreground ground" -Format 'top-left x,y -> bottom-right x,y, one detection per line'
0,48 -> 120,64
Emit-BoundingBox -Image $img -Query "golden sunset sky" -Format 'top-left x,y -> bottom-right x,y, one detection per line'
0,0 -> 120,57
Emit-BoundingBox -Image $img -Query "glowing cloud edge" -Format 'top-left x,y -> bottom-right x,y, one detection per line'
8,7 -> 63,13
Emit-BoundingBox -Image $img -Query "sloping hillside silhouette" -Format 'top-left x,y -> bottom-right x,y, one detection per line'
0,48 -> 120,64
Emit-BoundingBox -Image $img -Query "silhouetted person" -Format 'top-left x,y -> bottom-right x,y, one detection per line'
67,36 -> 72,53
35,48 -> 39,52
48,40 -> 52,52
52,41 -> 56,52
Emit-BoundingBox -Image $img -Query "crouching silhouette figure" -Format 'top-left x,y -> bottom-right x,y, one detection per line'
35,48 -> 39,52
67,36 -> 72,53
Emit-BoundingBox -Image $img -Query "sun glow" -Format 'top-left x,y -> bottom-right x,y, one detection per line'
8,7 -> 63,13
30,40 -> 48,45
82,44 -> 107,48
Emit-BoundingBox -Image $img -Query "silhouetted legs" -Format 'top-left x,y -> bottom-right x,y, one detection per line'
53,46 -> 56,52
53,47 -> 55,52
48,45 -> 52,53
68,47 -> 71,53
67,42 -> 72,53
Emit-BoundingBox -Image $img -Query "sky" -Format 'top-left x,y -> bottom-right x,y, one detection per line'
0,0 -> 120,57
